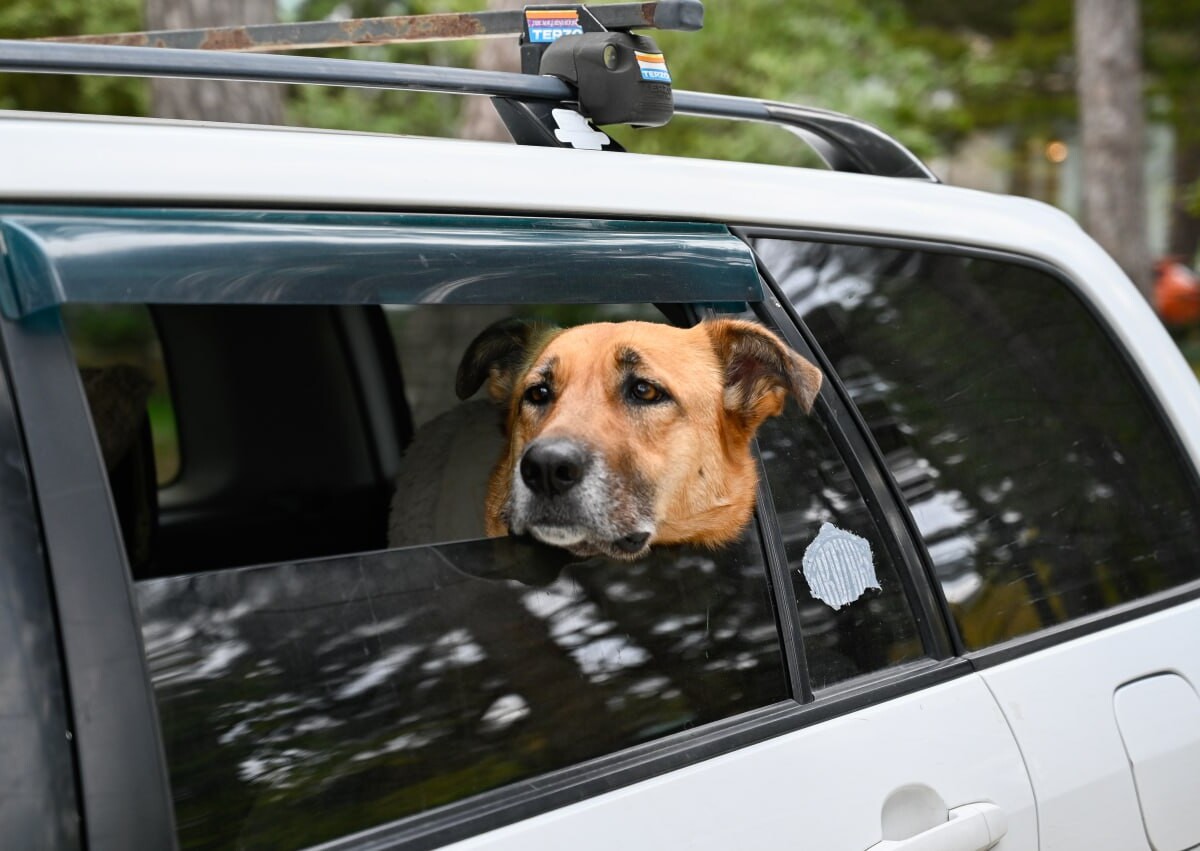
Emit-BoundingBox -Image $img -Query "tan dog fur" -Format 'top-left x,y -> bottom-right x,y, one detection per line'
457,318 -> 822,559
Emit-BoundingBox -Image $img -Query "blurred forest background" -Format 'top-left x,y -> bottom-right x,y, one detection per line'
3,0 -> 1199,373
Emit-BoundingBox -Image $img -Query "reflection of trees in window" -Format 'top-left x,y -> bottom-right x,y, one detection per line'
755,238 -> 1200,650
137,535 -> 786,849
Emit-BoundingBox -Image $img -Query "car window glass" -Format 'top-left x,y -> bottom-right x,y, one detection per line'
138,534 -> 785,849
62,304 -> 180,484
756,399 -> 924,689
753,237 -> 1200,650
65,300 -> 791,849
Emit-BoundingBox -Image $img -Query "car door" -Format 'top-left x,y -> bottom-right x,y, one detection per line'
749,230 -> 1200,851
443,305 -> 1039,851
1,208 -> 1036,851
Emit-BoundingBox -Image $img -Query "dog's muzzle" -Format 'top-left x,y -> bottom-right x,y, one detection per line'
509,437 -> 653,559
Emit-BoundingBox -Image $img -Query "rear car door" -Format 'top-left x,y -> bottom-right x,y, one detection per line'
750,230 -> 1200,851
0,208 -> 1035,851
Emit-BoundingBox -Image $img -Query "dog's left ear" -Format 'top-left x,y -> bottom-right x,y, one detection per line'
456,317 -> 558,405
704,319 -> 823,428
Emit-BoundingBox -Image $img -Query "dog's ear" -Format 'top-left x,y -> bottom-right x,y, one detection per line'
704,318 -> 823,428
456,317 -> 557,404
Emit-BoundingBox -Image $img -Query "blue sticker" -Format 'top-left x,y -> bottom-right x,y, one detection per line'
635,51 -> 671,84
526,9 -> 583,44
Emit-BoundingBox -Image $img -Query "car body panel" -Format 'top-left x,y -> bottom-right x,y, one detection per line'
437,676 -> 1037,851
981,597 -> 1200,851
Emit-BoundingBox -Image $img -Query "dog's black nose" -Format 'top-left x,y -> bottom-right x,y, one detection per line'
521,439 -> 590,497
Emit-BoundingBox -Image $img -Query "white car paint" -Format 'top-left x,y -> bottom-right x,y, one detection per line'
440,675 -> 1037,851
981,598 -> 1200,851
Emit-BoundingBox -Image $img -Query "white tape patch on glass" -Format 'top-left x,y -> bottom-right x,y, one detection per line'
801,523 -> 880,609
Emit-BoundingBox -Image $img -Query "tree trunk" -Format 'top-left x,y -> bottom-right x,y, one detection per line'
1074,0 -> 1151,298
144,0 -> 284,124
1169,133 -> 1200,266
459,0 -> 523,142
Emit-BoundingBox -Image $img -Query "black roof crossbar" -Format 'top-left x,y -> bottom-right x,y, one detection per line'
0,32 -> 936,181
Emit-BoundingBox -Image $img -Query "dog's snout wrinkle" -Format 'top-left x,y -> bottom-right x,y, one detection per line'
520,438 -> 591,497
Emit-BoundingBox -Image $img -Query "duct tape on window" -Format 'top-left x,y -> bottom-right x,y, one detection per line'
801,523 -> 880,609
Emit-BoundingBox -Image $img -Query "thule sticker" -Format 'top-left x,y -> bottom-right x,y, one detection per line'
635,51 -> 671,83
526,9 -> 583,43
801,523 -> 879,609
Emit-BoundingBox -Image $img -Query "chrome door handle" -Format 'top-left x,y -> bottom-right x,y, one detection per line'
866,802 -> 1008,851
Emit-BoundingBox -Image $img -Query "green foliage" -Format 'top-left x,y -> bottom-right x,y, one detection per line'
0,0 -> 147,115
284,0 -> 483,135
617,0 -> 968,164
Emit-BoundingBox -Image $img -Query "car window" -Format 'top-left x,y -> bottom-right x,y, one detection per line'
62,304 -> 180,484
756,403 -> 925,689
68,300 -> 791,850
753,237 -> 1200,650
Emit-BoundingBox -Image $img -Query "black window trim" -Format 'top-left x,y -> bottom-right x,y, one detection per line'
0,308 -> 178,851
733,224 -> 1200,670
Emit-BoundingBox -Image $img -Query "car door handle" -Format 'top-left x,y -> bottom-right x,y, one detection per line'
866,802 -> 1008,851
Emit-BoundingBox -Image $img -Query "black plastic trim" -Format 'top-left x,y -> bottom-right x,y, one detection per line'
750,455 -> 813,703
0,309 -> 177,850
312,658 -> 969,851
734,224 -> 1200,666
0,319 -> 82,848
672,92 -> 938,180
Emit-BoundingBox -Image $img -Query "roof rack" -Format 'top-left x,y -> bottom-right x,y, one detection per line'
2,2 -> 936,182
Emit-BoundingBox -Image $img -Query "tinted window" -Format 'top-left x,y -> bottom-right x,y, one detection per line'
62,304 -> 180,484
755,238 -> 1200,650
138,535 -> 786,849
757,400 -> 924,688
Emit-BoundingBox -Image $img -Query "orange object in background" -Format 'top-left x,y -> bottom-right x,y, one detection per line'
1155,258 -> 1200,326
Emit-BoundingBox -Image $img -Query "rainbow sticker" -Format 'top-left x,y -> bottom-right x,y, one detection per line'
525,9 -> 583,43
635,51 -> 671,84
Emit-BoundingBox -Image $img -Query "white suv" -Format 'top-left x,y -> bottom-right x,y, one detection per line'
1,4 -> 1199,851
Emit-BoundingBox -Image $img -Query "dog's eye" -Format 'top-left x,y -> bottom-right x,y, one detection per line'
628,379 -> 668,404
524,383 -> 552,406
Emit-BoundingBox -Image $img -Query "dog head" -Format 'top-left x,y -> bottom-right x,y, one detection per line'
457,317 -> 822,560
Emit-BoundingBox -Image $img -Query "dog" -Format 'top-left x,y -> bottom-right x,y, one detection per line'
456,317 -> 823,560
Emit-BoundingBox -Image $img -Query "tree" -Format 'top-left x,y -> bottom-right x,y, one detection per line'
1145,0 -> 1200,264
1075,0 -> 1151,297
0,0 -> 144,116
144,0 -> 283,123
458,0 -> 522,142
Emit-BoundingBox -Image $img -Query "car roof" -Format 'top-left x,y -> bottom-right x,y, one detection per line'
0,109 -> 1075,257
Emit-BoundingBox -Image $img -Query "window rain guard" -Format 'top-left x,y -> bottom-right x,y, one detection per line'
0,209 -> 762,318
